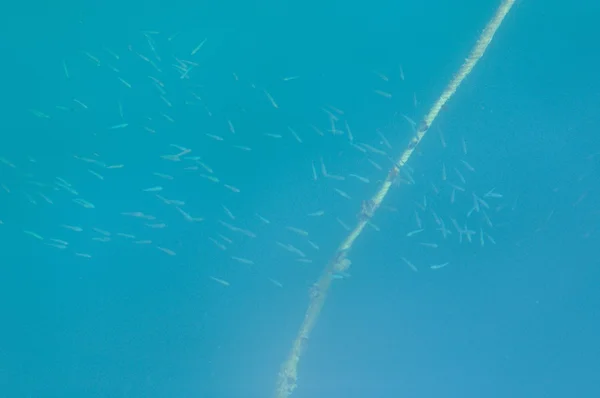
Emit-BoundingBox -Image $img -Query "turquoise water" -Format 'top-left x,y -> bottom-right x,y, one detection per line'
1,0 -> 599,397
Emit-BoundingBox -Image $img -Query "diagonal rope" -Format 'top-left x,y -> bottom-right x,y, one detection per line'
274,1 -> 517,396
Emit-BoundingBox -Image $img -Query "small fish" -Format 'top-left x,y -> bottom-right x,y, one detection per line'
191,38 -> 207,56
24,230 -> 43,240
374,90 -> 392,98
157,247 -> 176,256
61,225 -> 83,232
406,229 -> 424,237
222,205 -> 236,220
143,186 -> 163,192
209,276 -> 230,286
333,188 -> 352,200
255,213 -> 271,224
231,256 -> 254,265
286,226 -> 309,236
430,262 -> 449,270
223,184 -> 240,193
110,123 -> 129,130
209,237 -> 227,251
73,198 -> 95,209
401,257 -> 418,272
75,253 -> 92,258
348,174 -> 370,184
268,278 -> 283,288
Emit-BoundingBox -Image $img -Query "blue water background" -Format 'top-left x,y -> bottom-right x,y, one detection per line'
1,0 -> 599,397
